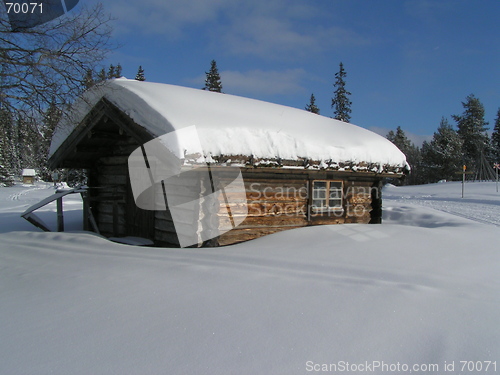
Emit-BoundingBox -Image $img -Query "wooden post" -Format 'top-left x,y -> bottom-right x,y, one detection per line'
82,190 -> 90,231
462,165 -> 466,198
455,165 -> 474,198
494,163 -> 499,193
56,197 -> 64,232
113,200 -> 119,236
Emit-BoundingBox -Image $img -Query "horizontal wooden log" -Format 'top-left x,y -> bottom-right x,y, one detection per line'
154,230 -> 180,246
98,155 -> 129,166
218,226 -> 301,246
91,185 -> 127,194
154,219 -> 177,233
220,214 -> 308,229
98,222 -> 127,237
155,210 -> 173,221
347,195 -> 371,204
309,216 -> 345,225
97,212 -> 126,226
344,216 -> 371,224
97,174 -> 128,185
97,165 -> 129,176
97,204 -> 126,215
219,201 -> 308,217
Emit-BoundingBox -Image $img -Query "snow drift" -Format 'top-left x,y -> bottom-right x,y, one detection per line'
0,181 -> 499,374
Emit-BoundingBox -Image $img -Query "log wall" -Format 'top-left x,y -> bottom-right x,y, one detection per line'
216,170 -> 381,246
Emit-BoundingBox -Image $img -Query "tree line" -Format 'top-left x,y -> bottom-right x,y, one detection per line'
386,96 -> 500,185
205,60 -> 500,186
1,17 -> 498,189
0,60 -> 147,186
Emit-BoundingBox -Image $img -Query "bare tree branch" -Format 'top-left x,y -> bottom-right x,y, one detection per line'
0,3 -> 115,118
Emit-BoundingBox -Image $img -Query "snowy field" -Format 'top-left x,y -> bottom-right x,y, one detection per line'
0,181 -> 499,374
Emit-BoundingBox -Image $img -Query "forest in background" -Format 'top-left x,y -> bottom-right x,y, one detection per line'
1,12 -> 500,187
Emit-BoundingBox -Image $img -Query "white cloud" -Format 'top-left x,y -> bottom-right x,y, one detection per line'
218,15 -> 317,60
103,0 -> 368,60
369,126 -> 432,147
187,68 -> 308,97
216,3 -> 369,60
105,0 -> 231,37
222,68 -> 308,96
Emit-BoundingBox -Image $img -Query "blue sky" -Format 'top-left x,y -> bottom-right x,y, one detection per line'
88,0 -> 499,145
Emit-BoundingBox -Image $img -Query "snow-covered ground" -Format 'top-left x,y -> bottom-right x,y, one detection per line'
383,181 -> 500,227
0,181 -> 499,374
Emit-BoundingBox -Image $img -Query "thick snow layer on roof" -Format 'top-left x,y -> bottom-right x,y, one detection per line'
21,169 -> 36,176
50,79 -> 408,169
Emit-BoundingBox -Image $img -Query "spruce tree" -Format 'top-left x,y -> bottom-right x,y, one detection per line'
492,108 -> 500,161
305,93 -> 320,114
203,60 -> 223,93
86,63 -> 123,89
135,66 -> 146,81
114,63 -> 123,78
387,126 -> 422,185
421,118 -> 463,182
83,69 -> 95,90
107,64 -> 116,80
331,62 -> 352,122
452,94 -> 489,166
387,126 -> 411,154
16,115 -> 38,172
106,64 -> 123,79
97,68 -> 107,83
0,108 -> 14,186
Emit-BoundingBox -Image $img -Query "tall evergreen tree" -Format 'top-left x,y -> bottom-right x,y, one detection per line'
82,69 -> 95,90
86,63 -> 124,89
107,64 -> 116,80
331,62 -> 352,122
491,108 -> 500,161
421,118 -> 463,182
97,67 -> 107,83
114,63 -> 123,78
38,100 -> 63,180
387,126 -> 422,185
452,94 -> 489,166
305,93 -> 320,114
15,115 -> 39,172
0,108 -> 14,186
135,66 -> 146,81
203,60 -> 223,93
16,116 -> 28,169
387,126 -> 412,154
107,63 -> 122,79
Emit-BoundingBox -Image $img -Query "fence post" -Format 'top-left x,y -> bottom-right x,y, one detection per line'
57,197 -> 64,232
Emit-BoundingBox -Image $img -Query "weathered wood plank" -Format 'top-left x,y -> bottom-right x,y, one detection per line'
97,212 -> 126,226
219,201 -> 308,217
154,230 -> 180,246
218,226 -> 302,246
309,216 -> 345,225
97,174 -> 128,185
220,214 -> 308,229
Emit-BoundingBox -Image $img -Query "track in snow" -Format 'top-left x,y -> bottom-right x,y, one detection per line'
8,187 -> 40,201
386,197 -> 500,227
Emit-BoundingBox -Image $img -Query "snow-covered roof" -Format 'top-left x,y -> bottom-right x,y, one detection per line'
22,169 -> 36,176
50,78 -> 408,172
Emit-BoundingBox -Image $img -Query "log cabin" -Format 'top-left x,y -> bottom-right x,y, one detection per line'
48,79 -> 408,247
22,169 -> 36,184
